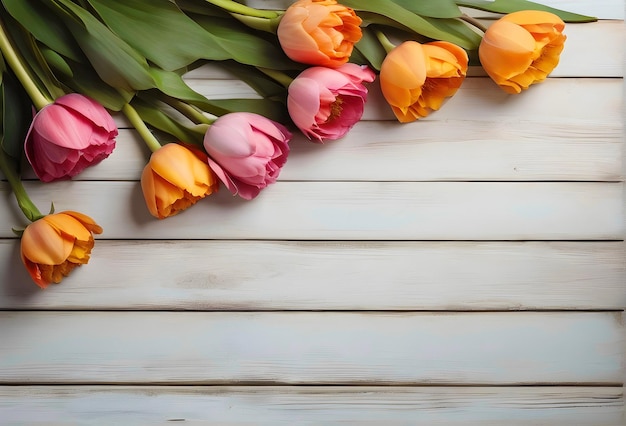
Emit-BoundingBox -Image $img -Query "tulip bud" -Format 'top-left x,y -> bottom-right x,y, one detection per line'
141,143 -> 219,219
380,41 -> 468,123
479,10 -> 566,94
277,0 -> 362,68
203,113 -> 291,200
287,63 -> 375,142
24,94 -> 118,182
20,211 -> 103,288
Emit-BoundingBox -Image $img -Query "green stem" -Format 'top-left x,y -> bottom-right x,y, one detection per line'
256,67 -> 294,88
374,30 -> 397,54
232,13 -> 278,33
0,18 -> 51,110
122,103 -> 162,153
161,97 -> 214,125
0,150 -> 43,222
459,13 -> 487,33
203,0 -> 278,19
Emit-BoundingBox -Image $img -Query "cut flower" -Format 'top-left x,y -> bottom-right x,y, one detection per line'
277,0 -> 362,68
380,40 -> 468,123
141,142 -> 219,219
287,63 -> 375,142
478,10 -> 566,94
25,94 -> 118,182
203,112 -> 291,200
20,211 -> 103,288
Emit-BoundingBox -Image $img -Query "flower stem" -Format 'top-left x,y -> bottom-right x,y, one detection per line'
122,103 -> 162,153
256,67 -> 294,88
459,13 -> 488,33
160,97 -> 214,125
374,30 -> 397,54
0,18 -> 51,110
203,0 -> 278,19
0,149 -> 43,222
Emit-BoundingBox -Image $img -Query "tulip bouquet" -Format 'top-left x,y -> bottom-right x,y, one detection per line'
0,0 -> 595,287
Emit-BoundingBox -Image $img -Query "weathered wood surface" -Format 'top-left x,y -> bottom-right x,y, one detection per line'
0,0 -> 623,423
1,241 -> 623,310
0,386 -> 622,426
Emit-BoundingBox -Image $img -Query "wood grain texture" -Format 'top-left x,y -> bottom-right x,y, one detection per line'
1,181 -> 622,240
1,241 -> 624,311
0,386 -> 622,426
0,312 -> 622,385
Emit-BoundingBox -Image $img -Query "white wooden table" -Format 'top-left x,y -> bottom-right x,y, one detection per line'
0,1 -> 624,424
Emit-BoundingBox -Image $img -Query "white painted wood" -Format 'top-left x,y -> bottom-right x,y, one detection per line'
1,182 -> 622,240
0,312 -> 622,384
0,386 -> 622,425
1,241 -> 624,311
65,118 -> 623,182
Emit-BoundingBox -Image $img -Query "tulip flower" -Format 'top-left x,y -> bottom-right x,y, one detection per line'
20,211 -> 103,289
287,63 -> 375,142
277,0 -> 362,68
203,112 -> 291,200
24,93 -> 118,182
479,10 -> 566,94
141,143 -> 219,219
379,40 -> 468,123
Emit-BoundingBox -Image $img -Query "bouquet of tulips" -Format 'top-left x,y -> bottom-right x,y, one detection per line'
0,0 -> 595,288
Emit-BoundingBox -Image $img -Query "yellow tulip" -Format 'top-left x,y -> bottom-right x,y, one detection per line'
479,10 -> 566,94
141,143 -> 219,219
20,211 -> 103,288
380,40 -> 468,123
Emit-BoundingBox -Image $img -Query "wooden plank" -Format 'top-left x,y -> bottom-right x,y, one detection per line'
0,386 -> 622,425
1,241 -> 624,311
1,181 -> 622,240
0,311 -> 622,384
64,118 -> 623,182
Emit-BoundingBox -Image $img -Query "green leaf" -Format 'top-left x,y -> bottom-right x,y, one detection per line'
187,14 -> 298,70
455,0 -> 597,22
353,26 -> 389,71
389,0 -> 462,18
342,0 -> 477,49
86,0 -> 231,71
1,70 -> 32,162
218,61 -> 288,100
50,0 -> 155,92
132,97 -> 206,145
424,17 -> 482,50
207,98 -> 290,123
1,0 -> 83,61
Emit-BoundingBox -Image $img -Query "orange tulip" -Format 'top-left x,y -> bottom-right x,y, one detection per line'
276,0 -> 362,68
380,40 -> 468,123
141,143 -> 219,219
20,211 -> 103,288
479,10 -> 566,94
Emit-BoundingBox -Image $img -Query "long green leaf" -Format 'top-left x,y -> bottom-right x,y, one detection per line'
342,0 -> 476,49
1,0 -> 83,61
353,27 -> 388,71
389,0 -> 461,18
1,70 -> 32,162
86,0 -> 231,71
456,0 -> 597,22
50,0 -> 155,92
188,14 -> 297,70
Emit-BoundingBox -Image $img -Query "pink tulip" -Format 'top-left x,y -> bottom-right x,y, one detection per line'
287,63 -> 375,143
25,94 -> 118,182
203,112 -> 292,200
